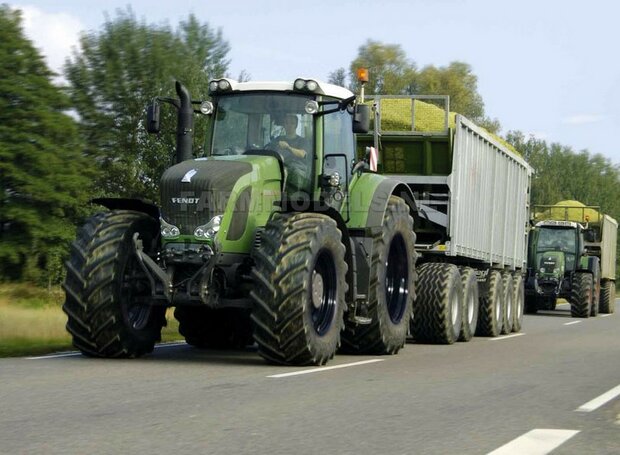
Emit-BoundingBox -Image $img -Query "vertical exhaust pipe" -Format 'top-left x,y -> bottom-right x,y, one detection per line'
175,81 -> 193,163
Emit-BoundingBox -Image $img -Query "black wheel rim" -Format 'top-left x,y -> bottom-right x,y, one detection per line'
120,234 -> 154,332
310,249 -> 338,336
385,234 -> 409,323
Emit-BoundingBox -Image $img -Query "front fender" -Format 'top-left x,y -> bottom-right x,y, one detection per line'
346,173 -> 416,229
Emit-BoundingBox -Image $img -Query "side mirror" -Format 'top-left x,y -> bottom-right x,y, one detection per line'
353,104 -> 370,134
146,102 -> 161,134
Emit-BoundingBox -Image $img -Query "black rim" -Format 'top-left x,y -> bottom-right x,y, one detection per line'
310,249 -> 338,336
385,234 -> 409,323
120,233 -> 154,332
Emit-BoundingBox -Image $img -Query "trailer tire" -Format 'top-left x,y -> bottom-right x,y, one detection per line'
341,196 -> 416,355
458,267 -> 479,342
500,273 -> 514,334
599,281 -> 616,314
250,213 -> 347,366
590,262 -> 601,317
512,274 -> 525,332
410,263 -> 462,344
62,211 -> 166,358
174,307 -> 253,349
476,270 -> 503,337
570,272 -> 593,318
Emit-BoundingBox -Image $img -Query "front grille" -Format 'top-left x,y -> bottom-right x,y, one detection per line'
160,159 -> 252,234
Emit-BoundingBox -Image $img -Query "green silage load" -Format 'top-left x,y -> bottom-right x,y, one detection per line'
537,200 -> 602,223
368,98 -> 519,156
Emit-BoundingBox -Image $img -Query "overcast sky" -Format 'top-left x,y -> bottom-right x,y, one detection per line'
8,0 -> 620,164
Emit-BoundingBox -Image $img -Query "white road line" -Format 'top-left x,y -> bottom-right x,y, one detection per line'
564,321 -> 582,326
487,429 -> 579,455
26,341 -> 187,360
576,384 -> 620,412
600,314 -> 613,318
267,359 -> 385,378
488,333 -> 525,341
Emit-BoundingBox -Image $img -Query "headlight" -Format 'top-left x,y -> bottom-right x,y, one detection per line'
293,78 -> 320,93
305,100 -> 319,114
200,101 -> 214,115
208,79 -> 233,95
194,215 -> 223,240
160,217 -> 180,239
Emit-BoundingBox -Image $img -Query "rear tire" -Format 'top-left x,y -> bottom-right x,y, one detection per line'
341,196 -> 416,355
458,267 -> 479,342
410,263 -> 462,344
174,307 -> 253,349
500,273 -> 514,335
570,272 -> 593,318
512,273 -> 525,333
599,280 -> 616,314
250,213 -> 347,366
62,211 -> 166,358
476,270 -> 503,337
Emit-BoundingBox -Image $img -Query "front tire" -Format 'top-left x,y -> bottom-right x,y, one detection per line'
341,196 -> 416,355
250,213 -> 347,366
62,211 -> 166,358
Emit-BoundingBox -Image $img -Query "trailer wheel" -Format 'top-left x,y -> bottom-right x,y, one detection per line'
570,272 -> 593,318
458,267 -> 479,342
590,262 -> 601,317
250,213 -> 347,366
512,274 -> 525,332
599,280 -> 616,314
174,307 -> 253,349
62,211 -> 166,358
476,270 -> 503,337
500,273 -> 514,334
410,263 -> 462,344
341,196 -> 416,354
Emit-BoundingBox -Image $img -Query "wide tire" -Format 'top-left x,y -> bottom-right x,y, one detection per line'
512,273 -> 525,333
250,213 -> 347,366
174,307 -> 253,349
411,263 -> 463,344
570,272 -> 593,318
458,267 -> 479,342
590,262 -> 601,317
476,270 -> 503,337
62,211 -> 166,358
500,273 -> 514,335
341,196 -> 416,354
599,280 -> 616,314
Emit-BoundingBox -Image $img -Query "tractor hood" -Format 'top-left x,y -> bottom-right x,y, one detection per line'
160,155 -> 281,252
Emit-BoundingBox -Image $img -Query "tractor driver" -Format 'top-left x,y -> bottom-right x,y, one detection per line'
267,114 -> 310,192
267,114 -> 308,160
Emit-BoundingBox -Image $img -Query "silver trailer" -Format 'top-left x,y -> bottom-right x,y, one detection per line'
359,96 -> 533,342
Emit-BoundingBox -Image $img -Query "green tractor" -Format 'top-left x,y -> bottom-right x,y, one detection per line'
525,218 -> 600,317
62,78 -> 418,366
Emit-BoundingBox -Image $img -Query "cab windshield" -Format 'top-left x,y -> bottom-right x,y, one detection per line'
210,93 -> 314,194
536,227 -> 578,270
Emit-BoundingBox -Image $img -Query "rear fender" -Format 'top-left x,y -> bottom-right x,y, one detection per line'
92,197 -> 160,220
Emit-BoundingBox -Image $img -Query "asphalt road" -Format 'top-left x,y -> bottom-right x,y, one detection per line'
1,301 -> 619,455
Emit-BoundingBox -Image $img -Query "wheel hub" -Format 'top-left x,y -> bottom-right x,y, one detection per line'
312,270 -> 325,309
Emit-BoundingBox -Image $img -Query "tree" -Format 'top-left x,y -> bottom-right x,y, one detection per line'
328,67 -> 347,87
348,40 -> 417,95
341,40 -> 500,132
0,5 -> 94,283
64,9 -> 231,202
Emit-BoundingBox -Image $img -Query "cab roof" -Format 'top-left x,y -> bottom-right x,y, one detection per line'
215,78 -> 354,100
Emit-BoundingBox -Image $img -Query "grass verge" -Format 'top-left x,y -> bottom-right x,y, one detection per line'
0,283 -> 181,358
